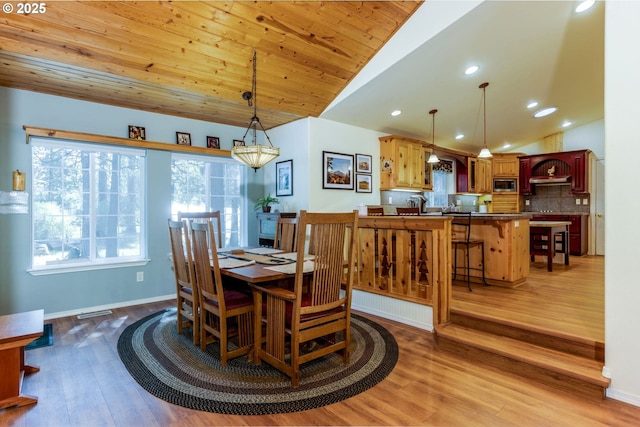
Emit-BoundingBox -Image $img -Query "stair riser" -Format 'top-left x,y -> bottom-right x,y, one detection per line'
436,335 -> 606,401
451,312 -> 604,362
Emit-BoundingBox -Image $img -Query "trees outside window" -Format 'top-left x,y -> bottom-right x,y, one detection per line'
31,138 -> 146,269
171,154 -> 247,248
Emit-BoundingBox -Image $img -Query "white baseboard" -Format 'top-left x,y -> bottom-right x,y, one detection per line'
44,294 -> 175,321
352,290 -> 433,332
606,387 -> 640,408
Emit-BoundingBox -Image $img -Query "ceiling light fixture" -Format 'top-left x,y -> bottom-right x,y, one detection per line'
427,109 -> 440,164
576,0 -> 595,13
533,106 -> 558,118
527,101 -> 539,109
456,134 -> 464,140
231,49 -> 280,171
477,82 -> 493,159
562,121 -> 573,128
391,110 -> 402,116
465,65 -> 479,75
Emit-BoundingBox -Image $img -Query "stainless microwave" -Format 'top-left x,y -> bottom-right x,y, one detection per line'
493,178 -> 517,192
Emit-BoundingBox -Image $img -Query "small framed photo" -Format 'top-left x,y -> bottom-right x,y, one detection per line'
176,132 -> 191,146
356,153 -> 372,174
356,174 -> 372,193
322,151 -> 354,190
128,125 -> 146,140
276,159 -> 293,197
207,136 -> 220,149
233,139 -> 245,147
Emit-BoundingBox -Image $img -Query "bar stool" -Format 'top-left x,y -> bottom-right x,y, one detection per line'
450,212 -> 487,291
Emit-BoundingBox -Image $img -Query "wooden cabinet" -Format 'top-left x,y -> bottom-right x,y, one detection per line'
491,194 -> 519,213
422,146 -> 433,191
519,158 -> 532,195
518,150 -> 590,195
379,135 -> 425,190
467,157 -> 492,194
531,214 -> 588,256
477,158 -> 492,193
492,154 -> 520,177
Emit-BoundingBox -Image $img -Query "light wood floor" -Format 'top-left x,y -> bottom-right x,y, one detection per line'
452,255 -> 605,343
4,256 -> 640,426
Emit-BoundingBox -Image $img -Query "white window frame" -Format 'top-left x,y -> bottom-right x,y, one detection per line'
171,153 -> 248,248
29,137 -> 148,275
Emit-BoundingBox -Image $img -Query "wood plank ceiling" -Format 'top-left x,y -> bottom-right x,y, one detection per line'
0,1 -> 421,129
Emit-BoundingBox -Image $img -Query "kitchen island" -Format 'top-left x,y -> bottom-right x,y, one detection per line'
451,213 -> 530,288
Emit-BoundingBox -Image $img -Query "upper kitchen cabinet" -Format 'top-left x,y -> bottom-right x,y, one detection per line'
422,146 -> 434,191
379,135 -> 425,190
467,157 -> 492,193
492,153 -> 521,177
519,149 -> 591,195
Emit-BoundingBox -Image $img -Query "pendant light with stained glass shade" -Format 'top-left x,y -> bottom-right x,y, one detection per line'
427,109 -> 440,164
477,82 -> 493,158
231,49 -> 280,170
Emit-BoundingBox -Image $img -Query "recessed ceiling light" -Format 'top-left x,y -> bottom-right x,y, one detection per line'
503,143 -> 511,149
527,101 -> 539,109
455,134 -> 464,140
562,121 -> 573,128
465,65 -> 479,75
576,0 -> 595,13
533,107 -> 558,118
391,110 -> 402,116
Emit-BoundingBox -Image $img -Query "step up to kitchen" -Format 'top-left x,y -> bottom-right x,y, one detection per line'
450,307 -> 604,362
435,323 -> 610,400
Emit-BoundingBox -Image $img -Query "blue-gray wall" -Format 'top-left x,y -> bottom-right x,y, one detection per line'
0,87 -> 264,316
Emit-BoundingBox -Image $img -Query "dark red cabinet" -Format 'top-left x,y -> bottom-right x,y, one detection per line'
531,214 -> 588,256
519,150 -> 590,195
519,157 -> 532,195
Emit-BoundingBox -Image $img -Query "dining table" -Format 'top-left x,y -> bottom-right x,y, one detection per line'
529,220 -> 571,272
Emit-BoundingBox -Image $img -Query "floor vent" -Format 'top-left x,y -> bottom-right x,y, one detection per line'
77,310 -> 113,319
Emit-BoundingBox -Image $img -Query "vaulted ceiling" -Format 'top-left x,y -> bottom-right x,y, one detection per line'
0,1 -> 420,129
0,1 -> 603,153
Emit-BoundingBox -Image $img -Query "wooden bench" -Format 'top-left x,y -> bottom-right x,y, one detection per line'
0,309 -> 43,410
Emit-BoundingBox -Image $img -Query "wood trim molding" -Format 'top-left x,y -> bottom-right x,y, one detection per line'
23,125 -> 232,157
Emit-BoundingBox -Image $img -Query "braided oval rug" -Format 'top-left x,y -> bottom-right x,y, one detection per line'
117,308 -> 398,415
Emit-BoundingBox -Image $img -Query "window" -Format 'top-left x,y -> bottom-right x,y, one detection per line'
429,159 -> 455,207
31,138 -> 146,271
171,154 -> 247,247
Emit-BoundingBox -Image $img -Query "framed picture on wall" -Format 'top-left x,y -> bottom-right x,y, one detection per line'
356,153 -> 372,174
276,159 -> 293,197
233,139 -> 245,147
206,136 -> 220,149
322,151 -> 354,190
128,125 -> 146,140
355,174 -> 372,193
176,132 -> 191,146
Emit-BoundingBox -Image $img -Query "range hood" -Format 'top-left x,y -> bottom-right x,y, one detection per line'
529,175 -> 571,185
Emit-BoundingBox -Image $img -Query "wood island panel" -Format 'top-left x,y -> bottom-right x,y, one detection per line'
355,216 -> 452,326
452,216 -> 530,288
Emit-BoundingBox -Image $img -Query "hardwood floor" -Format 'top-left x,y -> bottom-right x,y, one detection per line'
452,254 -> 604,343
3,256 -> 639,426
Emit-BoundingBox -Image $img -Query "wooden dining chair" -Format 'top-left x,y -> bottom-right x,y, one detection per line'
250,210 -> 358,388
190,221 -> 254,366
367,206 -> 385,216
274,216 -> 298,252
396,207 -> 421,216
167,219 -> 199,345
178,211 -> 223,248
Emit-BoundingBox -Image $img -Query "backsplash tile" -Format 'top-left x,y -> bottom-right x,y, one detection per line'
523,185 -> 590,213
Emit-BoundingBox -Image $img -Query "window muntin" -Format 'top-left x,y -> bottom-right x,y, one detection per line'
31,138 -> 146,270
171,154 -> 247,248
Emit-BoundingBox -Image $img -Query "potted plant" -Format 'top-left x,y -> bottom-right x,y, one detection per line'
254,193 -> 279,213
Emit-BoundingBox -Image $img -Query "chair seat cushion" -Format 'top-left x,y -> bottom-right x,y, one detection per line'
262,293 -> 343,326
180,286 -> 194,296
205,289 -> 253,310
